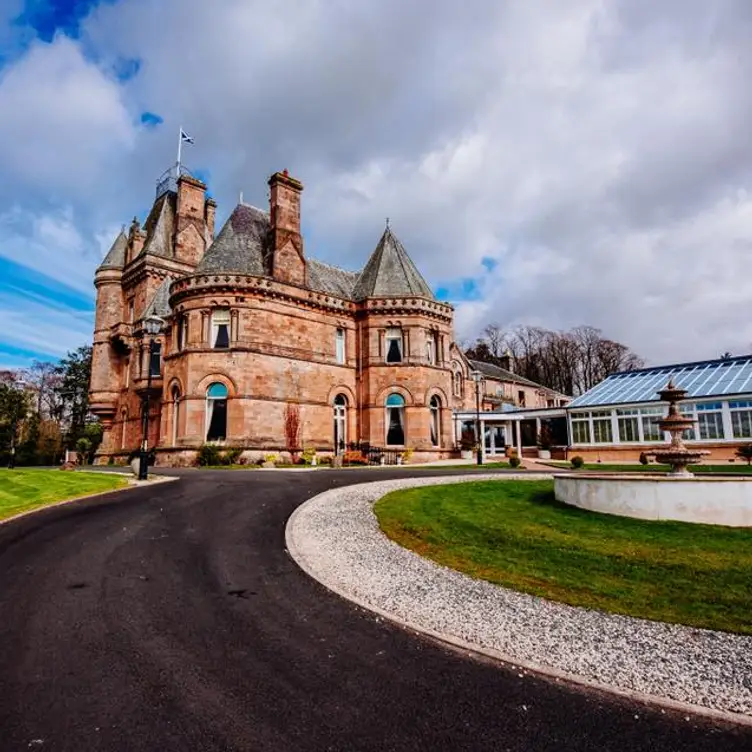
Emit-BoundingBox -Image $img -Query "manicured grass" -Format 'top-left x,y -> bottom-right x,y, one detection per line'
374,479 -> 752,634
544,462 -> 752,474
0,469 -> 128,522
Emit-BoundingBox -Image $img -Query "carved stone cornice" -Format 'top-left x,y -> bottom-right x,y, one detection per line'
170,274 -> 357,315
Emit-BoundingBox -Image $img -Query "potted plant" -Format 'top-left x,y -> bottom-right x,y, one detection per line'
536,423 -> 553,460
400,448 -> 413,465
459,428 -> 476,460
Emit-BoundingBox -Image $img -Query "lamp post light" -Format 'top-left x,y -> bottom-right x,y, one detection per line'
471,370 -> 483,466
138,315 -> 164,481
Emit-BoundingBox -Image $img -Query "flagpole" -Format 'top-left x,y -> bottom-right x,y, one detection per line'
176,126 -> 183,177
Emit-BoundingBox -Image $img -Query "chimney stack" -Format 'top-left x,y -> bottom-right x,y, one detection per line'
499,350 -> 514,373
268,169 -> 305,286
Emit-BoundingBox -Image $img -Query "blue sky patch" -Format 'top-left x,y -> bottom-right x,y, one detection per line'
115,56 -> 141,82
0,256 -> 94,313
140,111 -> 163,127
481,256 -> 498,272
435,277 -> 482,303
13,0 -> 113,42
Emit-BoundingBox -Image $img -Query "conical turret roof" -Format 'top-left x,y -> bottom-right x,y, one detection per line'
97,230 -> 128,271
352,227 -> 434,300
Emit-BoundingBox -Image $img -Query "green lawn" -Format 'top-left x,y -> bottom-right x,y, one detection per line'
374,479 -> 752,634
544,462 -> 752,474
0,469 -> 128,522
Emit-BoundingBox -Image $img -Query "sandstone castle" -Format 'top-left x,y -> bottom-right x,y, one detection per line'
88,166 -> 496,464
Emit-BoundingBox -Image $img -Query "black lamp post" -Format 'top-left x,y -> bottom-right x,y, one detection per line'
138,315 -> 164,481
471,370 -> 483,466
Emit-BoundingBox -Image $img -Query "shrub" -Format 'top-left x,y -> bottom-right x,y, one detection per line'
343,449 -> 367,466
223,447 -> 242,465
75,437 -> 92,465
197,444 -> 222,466
459,428 -> 476,451
508,456 -> 521,468
735,444 -> 752,466
639,451 -> 650,465
571,455 -> 584,469
263,453 -> 278,465
536,423 -> 553,450
301,446 -> 317,465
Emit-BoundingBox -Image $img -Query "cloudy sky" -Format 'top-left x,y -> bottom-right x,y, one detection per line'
1,0 -> 752,370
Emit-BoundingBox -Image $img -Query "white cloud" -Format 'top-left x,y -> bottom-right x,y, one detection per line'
0,35 -> 134,199
3,0 -> 752,366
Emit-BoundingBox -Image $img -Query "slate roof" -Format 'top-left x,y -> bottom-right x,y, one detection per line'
469,359 -> 560,393
98,230 -> 128,270
142,278 -> 172,319
352,227 -> 434,300
308,258 -> 359,298
196,203 -> 270,276
192,207 -> 432,302
139,192 -> 177,259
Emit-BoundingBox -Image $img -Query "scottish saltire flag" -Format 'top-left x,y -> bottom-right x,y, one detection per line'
180,129 -> 194,145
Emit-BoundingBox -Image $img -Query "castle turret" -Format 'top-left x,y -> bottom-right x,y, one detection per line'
89,231 -> 128,446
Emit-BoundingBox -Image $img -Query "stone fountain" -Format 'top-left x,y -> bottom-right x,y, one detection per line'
553,376 -> 752,527
652,377 -> 710,477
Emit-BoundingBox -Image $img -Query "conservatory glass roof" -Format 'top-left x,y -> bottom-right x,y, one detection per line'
568,355 -> 752,408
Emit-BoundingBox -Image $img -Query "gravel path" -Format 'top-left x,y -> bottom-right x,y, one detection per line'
286,474 -> 752,719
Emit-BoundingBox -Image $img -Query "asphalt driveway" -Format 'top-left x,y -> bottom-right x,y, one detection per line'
0,468 -> 749,751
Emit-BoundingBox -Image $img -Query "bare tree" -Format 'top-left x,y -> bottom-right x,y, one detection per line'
466,323 -> 643,396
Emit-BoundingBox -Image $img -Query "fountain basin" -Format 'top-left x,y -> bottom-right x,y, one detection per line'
554,473 -> 752,527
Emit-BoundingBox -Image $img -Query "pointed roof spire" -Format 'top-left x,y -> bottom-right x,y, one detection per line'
97,229 -> 128,271
352,226 -> 434,301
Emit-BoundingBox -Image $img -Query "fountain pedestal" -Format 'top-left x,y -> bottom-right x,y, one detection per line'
652,378 -> 709,476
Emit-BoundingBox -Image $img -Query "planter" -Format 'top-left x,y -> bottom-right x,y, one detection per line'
130,458 -> 141,477
537,449 -> 551,460
460,450 -> 473,460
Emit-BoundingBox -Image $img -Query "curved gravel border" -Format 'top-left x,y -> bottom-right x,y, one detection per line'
286,474 -> 752,723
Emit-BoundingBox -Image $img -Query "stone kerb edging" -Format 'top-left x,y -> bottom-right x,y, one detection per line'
285,474 -> 752,724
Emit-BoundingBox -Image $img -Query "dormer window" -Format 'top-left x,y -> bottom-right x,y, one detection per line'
386,328 -> 403,364
211,309 -> 230,349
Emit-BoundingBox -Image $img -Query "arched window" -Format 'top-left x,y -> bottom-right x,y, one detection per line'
385,393 -> 406,446
171,385 -> 181,446
333,394 -> 347,453
453,369 -> 462,398
206,382 -> 228,441
430,395 -> 441,446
